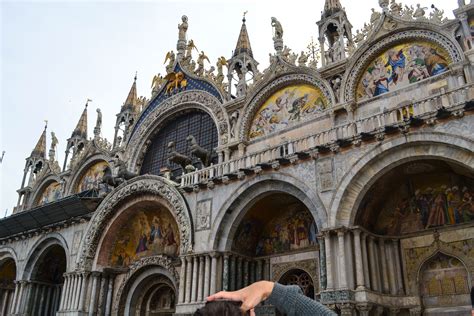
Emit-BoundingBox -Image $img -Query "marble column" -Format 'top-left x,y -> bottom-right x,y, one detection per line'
10,281 -> 19,314
198,256 -> 205,301
337,230 -> 347,289
1,290 -> 9,316
78,272 -> 89,311
105,275 -> 114,316
243,260 -> 249,287
236,257 -> 242,289
73,274 -> 81,310
249,261 -> 255,284
186,256 -> 193,303
368,236 -> 379,291
223,255 -> 230,291
97,275 -> 107,315
191,256 -> 199,302
37,285 -> 46,314
178,257 -> 186,303
379,239 -> 390,293
210,254 -> 217,295
69,274 -> 79,310
45,286 -> 53,316
318,235 -> 327,290
264,259 -> 270,280
256,260 -> 263,281
88,273 -> 99,316
229,256 -> 236,291
353,229 -> 365,289
59,276 -> 68,310
361,233 -> 371,290
386,241 -> 397,295
392,239 -> 404,294
324,232 -> 333,289
204,255 -> 211,298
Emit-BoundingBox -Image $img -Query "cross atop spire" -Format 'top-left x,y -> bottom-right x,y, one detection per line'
71,101 -> 88,139
30,123 -> 47,159
233,12 -> 253,58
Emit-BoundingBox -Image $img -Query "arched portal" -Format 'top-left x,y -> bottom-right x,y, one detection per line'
229,192 -> 319,292
117,264 -> 178,316
27,244 -> 66,315
355,159 -> 474,236
419,253 -> 471,315
0,257 -> 16,314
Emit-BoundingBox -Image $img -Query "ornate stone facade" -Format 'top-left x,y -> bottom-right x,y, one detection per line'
1,1 -> 474,316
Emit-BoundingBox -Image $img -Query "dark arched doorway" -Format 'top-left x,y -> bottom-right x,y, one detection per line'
0,258 -> 16,314
28,244 -> 66,315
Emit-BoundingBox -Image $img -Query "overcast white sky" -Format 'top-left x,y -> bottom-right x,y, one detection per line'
0,0 -> 459,217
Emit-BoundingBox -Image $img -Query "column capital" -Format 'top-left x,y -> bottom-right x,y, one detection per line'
356,303 -> 373,315
352,227 -> 362,236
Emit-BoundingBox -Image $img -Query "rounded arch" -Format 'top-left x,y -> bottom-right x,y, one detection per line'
239,73 -> 335,142
0,247 -> 19,279
113,255 -> 178,316
28,175 -> 62,208
210,172 -> 327,251
127,90 -> 229,173
330,132 -> 474,227
341,28 -> 464,102
65,154 -> 111,195
76,175 -> 193,270
416,250 -> 470,288
277,268 -> 315,298
22,233 -> 70,280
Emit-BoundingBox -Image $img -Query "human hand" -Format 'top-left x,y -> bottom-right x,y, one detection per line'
206,281 -> 275,316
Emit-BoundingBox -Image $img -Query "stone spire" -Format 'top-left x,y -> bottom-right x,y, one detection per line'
227,12 -> 260,98
71,101 -> 88,139
30,123 -> 47,159
323,0 -> 342,17
233,14 -> 253,58
113,74 -> 141,149
122,73 -> 138,113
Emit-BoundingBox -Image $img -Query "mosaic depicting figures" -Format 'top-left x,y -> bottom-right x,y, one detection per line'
37,181 -> 62,206
233,208 -> 318,256
110,209 -> 180,267
76,161 -> 109,193
249,84 -> 328,139
357,41 -> 451,100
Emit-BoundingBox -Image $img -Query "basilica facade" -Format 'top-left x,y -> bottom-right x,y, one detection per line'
1,1 -> 474,315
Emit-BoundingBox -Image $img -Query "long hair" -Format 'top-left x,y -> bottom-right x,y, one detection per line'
194,300 -> 246,316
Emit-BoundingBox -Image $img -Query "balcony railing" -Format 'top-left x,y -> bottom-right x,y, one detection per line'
180,84 -> 472,188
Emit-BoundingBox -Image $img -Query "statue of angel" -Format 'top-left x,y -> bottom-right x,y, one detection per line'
195,51 -> 209,76
271,17 -> 283,40
51,132 -> 59,151
297,51 -> 308,66
413,4 -> 428,19
151,73 -> 164,92
216,56 -> 227,85
370,8 -> 381,25
164,51 -> 175,74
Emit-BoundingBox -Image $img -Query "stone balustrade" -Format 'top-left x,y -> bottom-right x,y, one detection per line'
181,84 -> 472,189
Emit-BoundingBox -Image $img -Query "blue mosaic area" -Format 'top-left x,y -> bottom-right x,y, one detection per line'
129,63 -> 223,141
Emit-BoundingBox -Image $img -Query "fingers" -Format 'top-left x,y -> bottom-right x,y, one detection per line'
206,291 -> 241,302
249,308 -> 256,316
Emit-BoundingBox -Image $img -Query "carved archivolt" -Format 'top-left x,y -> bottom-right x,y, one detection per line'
114,254 -> 178,313
127,90 -> 229,172
76,175 -> 193,270
342,29 -> 463,102
239,73 -> 334,142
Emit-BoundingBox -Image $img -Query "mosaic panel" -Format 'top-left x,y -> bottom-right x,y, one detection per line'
249,84 -> 328,139
356,40 -> 451,100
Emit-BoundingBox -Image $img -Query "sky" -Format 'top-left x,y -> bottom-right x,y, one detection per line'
0,0 -> 459,217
